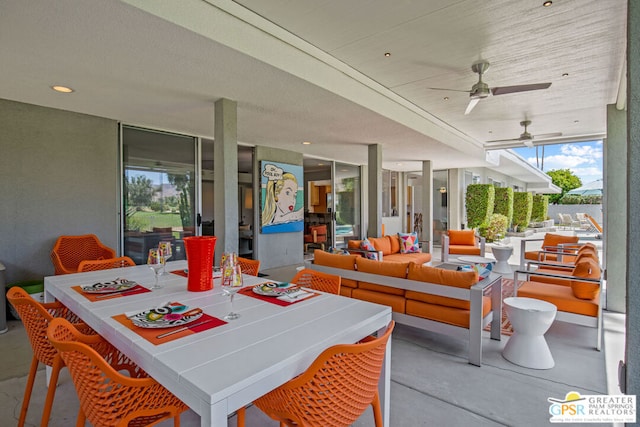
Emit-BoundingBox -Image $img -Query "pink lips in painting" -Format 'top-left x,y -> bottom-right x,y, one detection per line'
288,205 -> 294,211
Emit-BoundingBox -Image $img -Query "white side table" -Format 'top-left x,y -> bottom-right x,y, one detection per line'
502,297 -> 557,369
490,245 -> 513,274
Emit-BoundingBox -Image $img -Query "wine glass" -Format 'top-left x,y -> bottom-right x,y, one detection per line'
221,263 -> 243,320
158,241 -> 173,275
147,248 -> 164,289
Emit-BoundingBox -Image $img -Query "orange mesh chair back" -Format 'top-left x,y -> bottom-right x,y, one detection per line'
50,234 -> 116,275
237,257 -> 261,276
6,287 -> 87,427
77,256 -> 136,272
291,268 -> 341,295
238,321 -> 395,427
47,318 -> 188,427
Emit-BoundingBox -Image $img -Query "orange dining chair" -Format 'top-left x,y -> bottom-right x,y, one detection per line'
236,321 -> 395,427
6,287 -> 92,427
47,317 -> 188,427
237,257 -> 261,276
77,256 -> 136,272
291,268 -> 341,295
50,234 -> 116,275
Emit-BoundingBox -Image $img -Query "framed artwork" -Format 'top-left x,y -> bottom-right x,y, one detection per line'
260,161 -> 304,234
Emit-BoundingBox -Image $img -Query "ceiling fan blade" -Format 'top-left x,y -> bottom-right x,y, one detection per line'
429,87 -> 472,93
464,98 -> 480,115
486,137 -> 520,143
491,82 -> 552,96
533,132 -> 563,140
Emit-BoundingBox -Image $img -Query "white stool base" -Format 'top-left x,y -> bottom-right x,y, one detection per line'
503,333 -> 555,369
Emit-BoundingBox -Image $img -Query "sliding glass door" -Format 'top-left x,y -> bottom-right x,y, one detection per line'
121,126 -> 199,264
333,162 -> 361,248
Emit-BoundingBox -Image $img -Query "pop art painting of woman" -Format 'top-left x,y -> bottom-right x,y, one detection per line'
260,161 -> 304,234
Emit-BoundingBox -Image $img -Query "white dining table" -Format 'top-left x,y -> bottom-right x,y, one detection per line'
44,260 -> 393,427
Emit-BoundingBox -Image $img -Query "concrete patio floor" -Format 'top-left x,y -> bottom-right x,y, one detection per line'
0,230 -> 623,427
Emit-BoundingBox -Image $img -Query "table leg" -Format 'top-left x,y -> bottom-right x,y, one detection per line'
378,324 -> 391,427
201,401 -> 227,427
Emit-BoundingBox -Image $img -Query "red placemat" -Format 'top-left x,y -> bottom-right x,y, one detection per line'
170,269 -> 188,277
113,312 -> 226,345
238,286 -> 319,306
72,285 -> 151,302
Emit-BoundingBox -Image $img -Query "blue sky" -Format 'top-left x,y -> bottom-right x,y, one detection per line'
512,140 -> 603,186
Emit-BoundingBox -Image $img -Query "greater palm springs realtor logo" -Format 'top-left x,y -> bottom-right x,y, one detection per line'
548,391 -> 636,423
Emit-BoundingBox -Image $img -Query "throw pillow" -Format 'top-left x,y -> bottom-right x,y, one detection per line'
570,258 -> 601,300
398,232 -> 420,253
360,238 -> 379,260
448,230 -> 476,246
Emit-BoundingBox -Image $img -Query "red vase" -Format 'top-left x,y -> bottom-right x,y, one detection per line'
183,236 -> 217,292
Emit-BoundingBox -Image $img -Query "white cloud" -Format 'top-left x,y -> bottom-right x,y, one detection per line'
521,142 -> 603,183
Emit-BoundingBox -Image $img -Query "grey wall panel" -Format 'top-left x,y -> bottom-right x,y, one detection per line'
0,99 -> 118,283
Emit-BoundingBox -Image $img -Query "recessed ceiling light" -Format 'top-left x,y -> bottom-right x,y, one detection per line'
562,72 -> 569,77
543,1 -> 552,7
302,141 -> 312,145
443,96 -> 449,101
488,130 -> 493,134
51,85 -> 74,93
384,52 -> 391,57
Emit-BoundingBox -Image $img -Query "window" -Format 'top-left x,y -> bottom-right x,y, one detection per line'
382,170 -> 399,217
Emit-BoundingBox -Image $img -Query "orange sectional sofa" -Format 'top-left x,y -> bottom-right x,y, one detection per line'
310,250 -> 502,366
346,235 -> 432,264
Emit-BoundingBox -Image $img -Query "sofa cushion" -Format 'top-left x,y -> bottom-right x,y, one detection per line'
405,263 -> 479,310
398,232 -> 420,253
347,239 -> 362,250
449,245 -> 482,256
368,236 -> 392,255
407,263 -> 478,288
360,239 -> 379,260
352,289 -> 406,313
448,230 -> 476,246
518,281 -> 599,317
571,258 -> 601,300
388,234 -> 401,254
384,252 -> 432,264
313,250 -> 358,289
406,297 -> 492,328
356,257 -> 408,296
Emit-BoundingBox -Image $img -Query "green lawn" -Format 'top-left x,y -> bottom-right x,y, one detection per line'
128,211 -> 184,232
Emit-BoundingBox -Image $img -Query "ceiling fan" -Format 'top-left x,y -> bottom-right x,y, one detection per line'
430,61 -> 552,114
485,120 -> 562,148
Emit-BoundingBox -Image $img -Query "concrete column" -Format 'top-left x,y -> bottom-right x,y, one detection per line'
421,161 -> 433,253
625,0 -> 640,397
214,98 -> 239,264
448,169 -> 463,232
605,104 -> 627,313
368,144 -> 382,237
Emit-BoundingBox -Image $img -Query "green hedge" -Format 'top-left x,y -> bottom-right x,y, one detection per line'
513,192 -> 533,230
465,184 -> 495,229
493,187 -> 514,226
531,194 -> 549,222
478,213 -> 509,242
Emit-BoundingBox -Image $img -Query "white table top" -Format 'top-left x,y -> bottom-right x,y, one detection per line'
457,255 -> 495,264
44,261 -> 392,426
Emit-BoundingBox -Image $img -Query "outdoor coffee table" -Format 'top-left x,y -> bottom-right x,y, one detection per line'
502,297 -> 557,369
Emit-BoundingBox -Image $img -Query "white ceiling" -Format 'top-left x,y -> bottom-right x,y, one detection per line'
0,0 -> 627,182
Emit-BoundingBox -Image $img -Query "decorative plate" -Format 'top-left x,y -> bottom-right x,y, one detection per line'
252,282 -> 298,297
129,303 -> 203,329
81,278 -> 138,294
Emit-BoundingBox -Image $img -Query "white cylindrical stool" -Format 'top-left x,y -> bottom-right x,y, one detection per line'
502,297 -> 557,369
491,245 -> 513,274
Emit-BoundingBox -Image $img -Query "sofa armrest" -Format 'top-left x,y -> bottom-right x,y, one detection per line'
519,238 -> 545,269
477,236 -> 486,257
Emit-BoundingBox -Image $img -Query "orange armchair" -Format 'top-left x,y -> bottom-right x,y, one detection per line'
237,321 -> 395,427
441,230 -> 485,262
50,234 -> 116,275
77,256 -> 136,272
47,318 -> 187,427
304,225 -> 328,252
519,233 -> 580,269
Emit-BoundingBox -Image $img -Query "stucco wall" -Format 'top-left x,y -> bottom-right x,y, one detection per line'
0,99 -> 119,283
